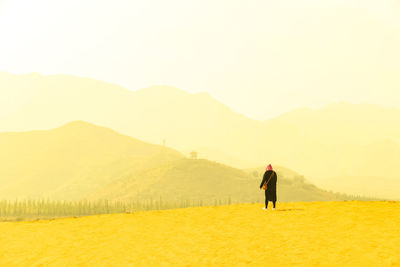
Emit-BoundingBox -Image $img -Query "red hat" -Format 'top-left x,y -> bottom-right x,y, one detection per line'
266,164 -> 273,171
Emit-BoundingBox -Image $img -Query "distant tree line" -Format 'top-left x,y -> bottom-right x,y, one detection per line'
0,195 -> 381,221
0,198 -> 234,221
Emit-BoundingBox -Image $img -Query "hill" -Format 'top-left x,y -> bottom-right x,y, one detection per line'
0,121 -> 183,199
0,72 -> 260,152
0,122 -> 365,202
272,102 -> 400,146
269,103 -> 400,198
0,201 -> 399,266
1,72 -> 400,198
91,159 -> 370,203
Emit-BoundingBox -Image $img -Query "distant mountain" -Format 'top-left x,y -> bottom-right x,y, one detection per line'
0,121 -> 365,202
317,139 -> 400,199
0,121 -> 183,199
268,104 -> 400,199
0,72 -> 260,153
0,71 -> 330,170
272,103 -> 400,146
1,72 -> 399,198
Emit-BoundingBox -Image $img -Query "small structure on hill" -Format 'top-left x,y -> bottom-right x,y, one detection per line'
190,151 -> 198,159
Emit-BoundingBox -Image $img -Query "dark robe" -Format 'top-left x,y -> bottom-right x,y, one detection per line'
259,170 -> 277,202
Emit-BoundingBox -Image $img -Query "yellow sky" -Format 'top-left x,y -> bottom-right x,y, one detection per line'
0,0 -> 399,119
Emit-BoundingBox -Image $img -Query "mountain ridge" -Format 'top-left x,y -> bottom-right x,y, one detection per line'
1,72 -> 399,198
0,121 -> 372,202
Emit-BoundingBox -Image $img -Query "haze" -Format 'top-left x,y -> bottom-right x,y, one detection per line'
1,1 -> 400,199
1,0 -> 399,119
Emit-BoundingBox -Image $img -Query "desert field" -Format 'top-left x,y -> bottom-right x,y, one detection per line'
0,201 -> 399,266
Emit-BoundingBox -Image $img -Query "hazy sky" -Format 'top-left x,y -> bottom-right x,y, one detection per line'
1,0 -> 399,119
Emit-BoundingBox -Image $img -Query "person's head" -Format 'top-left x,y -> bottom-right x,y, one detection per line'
266,164 -> 273,171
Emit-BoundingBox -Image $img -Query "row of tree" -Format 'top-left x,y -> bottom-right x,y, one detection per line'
0,198 -> 234,220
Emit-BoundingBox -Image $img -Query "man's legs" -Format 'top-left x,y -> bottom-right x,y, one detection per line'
272,201 -> 276,209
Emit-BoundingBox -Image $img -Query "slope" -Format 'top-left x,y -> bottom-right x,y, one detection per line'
91,159 -> 371,203
0,121 -> 183,199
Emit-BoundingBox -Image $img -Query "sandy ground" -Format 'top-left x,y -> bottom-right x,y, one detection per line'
0,201 -> 399,266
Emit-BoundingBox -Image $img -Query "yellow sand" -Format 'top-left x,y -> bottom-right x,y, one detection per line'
1,201 -> 399,266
